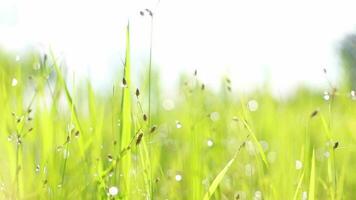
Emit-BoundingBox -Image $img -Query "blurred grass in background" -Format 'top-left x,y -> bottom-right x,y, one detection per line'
1,30 -> 356,200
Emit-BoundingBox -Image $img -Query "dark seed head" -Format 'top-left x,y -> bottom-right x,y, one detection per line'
139,11 -> 145,16
150,125 -> 157,133
194,69 -> 197,76
74,131 -> 80,137
143,114 -> 148,121
28,108 -> 32,114
43,54 -> 48,63
201,84 -> 205,90
28,128 -> 33,132
135,88 -> 140,97
310,110 -> 318,118
122,78 -> 127,87
323,68 -> 327,74
136,132 -> 144,146
333,141 -> 339,149
145,9 -> 153,16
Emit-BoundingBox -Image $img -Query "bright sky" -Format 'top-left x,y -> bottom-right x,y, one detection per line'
1,0 -> 356,94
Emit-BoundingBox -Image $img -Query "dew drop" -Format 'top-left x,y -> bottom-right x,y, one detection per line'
176,121 -> 182,129
323,91 -> 330,101
247,100 -> 258,112
324,151 -> 330,158
302,191 -> 308,200
108,186 -> 119,196
56,146 -> 63,152
107,154 -> 113,162
11,78 -> 18,87
259,140 -> 269,152
175,174 -> 182,182
207,139 -> 214,147
351,90 -> 356,100
35,164 -> 40,173
210,112 -> 220,121
254,190 -> 262,200
295,160 -> 303,170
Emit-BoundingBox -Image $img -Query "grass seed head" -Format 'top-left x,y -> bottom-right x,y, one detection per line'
333,141 -> 339,149
136,132 -> 144,146
150,125 -> 157,133
310,110 -> 319,118
135,88 -> 140,97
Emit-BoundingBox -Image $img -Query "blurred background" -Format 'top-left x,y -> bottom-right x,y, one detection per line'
1,0 -> 356,95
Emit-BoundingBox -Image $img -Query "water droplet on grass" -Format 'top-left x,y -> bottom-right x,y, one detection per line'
56,146 -> 63,152
7,135 -> 13,142
107,154 -> 113,162
175,174 -> 182,182
295,160 -> 303,170
324,151 -> 330,158
351,90 -> 356,100
302,191 -> 308,200
11,78 -> 18,87
254,190 -> 262,200
176,121 -> 182,129
259,140 -> 269,152
207,139 -> 214,147
108,186 -> 119,196
35,164 -> 40,173
247,100 -> 258,112
323,91 -> 330,101
210,112 -> 220,121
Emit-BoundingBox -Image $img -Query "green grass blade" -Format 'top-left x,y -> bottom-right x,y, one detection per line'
203,156 -> 236,200
293,171 -> 305,200
241,120 -> 269,167
119,22 -> 133,196
309,149 -> 316,200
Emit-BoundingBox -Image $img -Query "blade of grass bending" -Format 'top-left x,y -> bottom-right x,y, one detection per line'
241,120 -> 269,167
50,50 -> 83,134
203,140 -> 246,200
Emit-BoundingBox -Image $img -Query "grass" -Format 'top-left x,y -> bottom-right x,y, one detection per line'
1,31 -> 356,200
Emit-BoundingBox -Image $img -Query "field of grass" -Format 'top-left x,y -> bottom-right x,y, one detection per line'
1,26 -> 356,200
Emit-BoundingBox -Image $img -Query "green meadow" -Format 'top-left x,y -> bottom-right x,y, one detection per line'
1,26 -> 356,200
